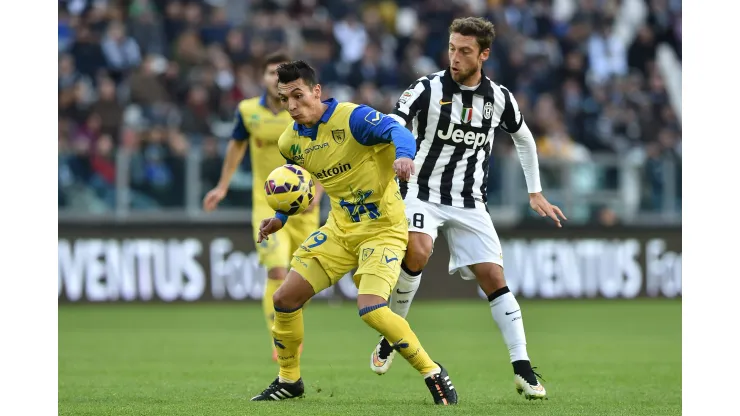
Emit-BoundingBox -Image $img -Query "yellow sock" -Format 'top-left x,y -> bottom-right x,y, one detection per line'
360,304 -> 439,376
263,278 -> 284,350
272,307 -> 304,382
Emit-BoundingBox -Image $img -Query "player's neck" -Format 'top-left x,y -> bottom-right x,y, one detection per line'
459,68 -> 482,88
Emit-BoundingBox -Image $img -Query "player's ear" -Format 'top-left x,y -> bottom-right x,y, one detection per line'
313,83 -> 322,100
480,48 -> 490,61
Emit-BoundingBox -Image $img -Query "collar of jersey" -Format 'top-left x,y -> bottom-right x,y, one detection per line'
445,67 -> 489,93
293,98 -> 338,141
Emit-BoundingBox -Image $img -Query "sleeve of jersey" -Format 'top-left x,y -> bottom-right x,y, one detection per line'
231,109 -> 250,141
509,120 -> 542,194
499,88 -> 525,134
349,105 -> 416,160
390,79 -> 428,127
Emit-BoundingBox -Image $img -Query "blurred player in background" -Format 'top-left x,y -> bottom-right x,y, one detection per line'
203,52 -> 322,361
368,17 -> 566,400
250,61 -> 457,405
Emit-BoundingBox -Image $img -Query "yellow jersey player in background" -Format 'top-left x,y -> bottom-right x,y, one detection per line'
249,60 -> 458,405
203,52 -> 322,361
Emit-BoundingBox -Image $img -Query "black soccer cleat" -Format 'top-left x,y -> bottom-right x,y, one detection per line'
250,377 -> 305,401
425,362 -> 458,405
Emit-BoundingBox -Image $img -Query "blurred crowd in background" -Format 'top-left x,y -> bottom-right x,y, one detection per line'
58,0 -> 682,224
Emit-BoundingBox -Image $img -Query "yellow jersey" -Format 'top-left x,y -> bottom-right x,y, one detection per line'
277,99 -> 417,230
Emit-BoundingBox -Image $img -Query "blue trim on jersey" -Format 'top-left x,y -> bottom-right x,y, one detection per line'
231,109 -> 249,141
258,92 -> 268,108
349,105 -> 416,160
293,98 -> 339,141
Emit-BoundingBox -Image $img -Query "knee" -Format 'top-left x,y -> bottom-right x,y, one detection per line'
273,287 -> 301,311
404,235 -> 433,271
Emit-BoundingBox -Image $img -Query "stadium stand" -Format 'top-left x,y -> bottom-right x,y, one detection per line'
58,0 -> 681,225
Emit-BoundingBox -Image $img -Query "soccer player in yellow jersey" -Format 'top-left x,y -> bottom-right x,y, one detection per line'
249,61 -> 458,405
203,53 -> 321,361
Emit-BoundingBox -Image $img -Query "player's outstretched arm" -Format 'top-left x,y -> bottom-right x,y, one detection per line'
203,110 -> 250,212
508,121 -> 567,227
348,105 -> 416,181
499,89 -> 566,227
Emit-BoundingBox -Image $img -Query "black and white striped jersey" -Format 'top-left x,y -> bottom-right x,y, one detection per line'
390,68 -> 524,209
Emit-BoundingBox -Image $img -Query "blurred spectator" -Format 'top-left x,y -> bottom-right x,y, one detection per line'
101,21 -> 142,81
70,25 -> 106,78
127,0 -> 167,56
89,134 -> 117,208
89,77 -> 124,137
179,85 -> 213,136
587,19 -> 628,84
628,25 -> 657,77
333,12 -> 368,64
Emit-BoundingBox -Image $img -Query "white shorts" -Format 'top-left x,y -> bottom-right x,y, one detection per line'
405,197 -> 503,280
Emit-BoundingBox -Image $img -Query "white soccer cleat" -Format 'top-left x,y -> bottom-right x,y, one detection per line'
370,336 -> 396,375
514,374 -> 547,400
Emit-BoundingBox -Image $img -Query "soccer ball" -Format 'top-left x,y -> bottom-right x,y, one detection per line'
264,164 -> 315,215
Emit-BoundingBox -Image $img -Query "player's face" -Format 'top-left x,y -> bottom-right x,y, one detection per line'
277,79 -> 322,125
448,33 -> 489,84
263,63 -> 284,99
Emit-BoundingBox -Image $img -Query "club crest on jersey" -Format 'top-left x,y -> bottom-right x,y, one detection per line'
332,129 -> 346,144
362,248 -> 374,262
461,108 -> 473,124
484,102 -> 493,120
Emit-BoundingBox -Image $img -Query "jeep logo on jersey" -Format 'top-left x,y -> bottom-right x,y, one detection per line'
437,124 -> 490,149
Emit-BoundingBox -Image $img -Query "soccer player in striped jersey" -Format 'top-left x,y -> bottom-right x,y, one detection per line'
368,17 -> 566,400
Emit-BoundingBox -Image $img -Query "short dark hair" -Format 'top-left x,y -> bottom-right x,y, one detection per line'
276,60 -> 318,87
448,17 -> 496,53
261,51 -> 291,73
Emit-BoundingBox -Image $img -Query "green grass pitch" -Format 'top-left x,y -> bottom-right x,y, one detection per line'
59,299 -> 681,415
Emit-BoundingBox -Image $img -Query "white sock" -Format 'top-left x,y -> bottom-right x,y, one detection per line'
389,264 -> 422,319
489,287 -> 529,362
